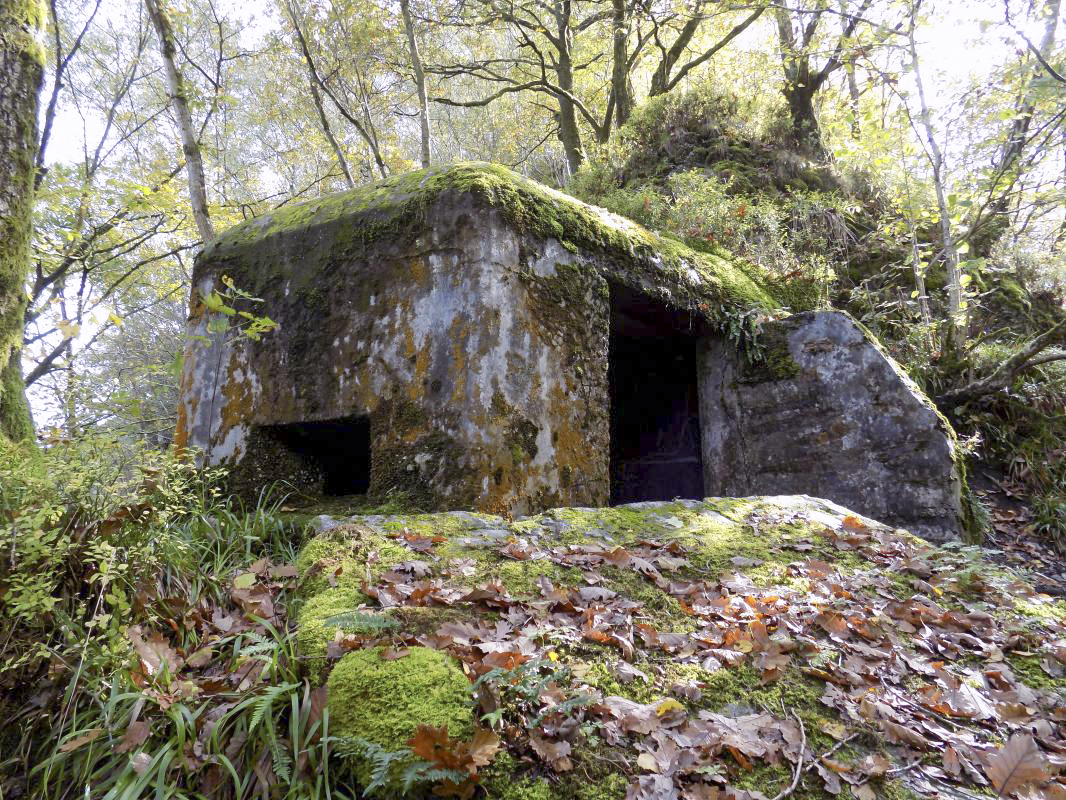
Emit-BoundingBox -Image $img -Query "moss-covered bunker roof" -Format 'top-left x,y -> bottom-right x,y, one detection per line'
198,162 -> 780,318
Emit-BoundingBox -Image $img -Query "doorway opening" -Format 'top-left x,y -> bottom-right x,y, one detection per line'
609,284 -> 704,504
261,414 -> 371,496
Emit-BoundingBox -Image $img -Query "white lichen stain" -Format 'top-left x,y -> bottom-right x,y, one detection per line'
214,423 -> 249,462
530,239 -> 572,277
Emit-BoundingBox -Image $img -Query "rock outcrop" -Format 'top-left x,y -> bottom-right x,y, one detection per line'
701,312 -> 965,542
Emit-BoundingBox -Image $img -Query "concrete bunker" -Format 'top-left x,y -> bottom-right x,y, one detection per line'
176,162 -> 968,541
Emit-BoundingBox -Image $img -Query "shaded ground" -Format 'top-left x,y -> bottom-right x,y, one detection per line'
972,473 -> 1066,596
295,496 -> 1066,800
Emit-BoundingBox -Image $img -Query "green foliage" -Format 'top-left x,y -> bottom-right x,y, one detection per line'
337,737 -> 469,798
201,274 -> 279,341
572,85 -> 870,311
0,437 -> 218,681
474,657 -> 594,731
0,437 -> 358,799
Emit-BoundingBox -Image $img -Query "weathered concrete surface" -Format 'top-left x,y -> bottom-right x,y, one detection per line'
178,197 -> 610,514
699,311 -> 965,541
176,163 -> 774,515
176,162 -> 965,538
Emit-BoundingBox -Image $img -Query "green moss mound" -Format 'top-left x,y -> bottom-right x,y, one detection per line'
327,646 -> 475,793
327,646 -> 474,747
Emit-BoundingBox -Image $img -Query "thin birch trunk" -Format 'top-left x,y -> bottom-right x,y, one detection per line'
400,0 -> 431,167
144,0 -> 214,242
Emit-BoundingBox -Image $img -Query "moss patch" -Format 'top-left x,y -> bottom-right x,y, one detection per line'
327,646 -> 476,792
1005,654 -> 1066,694
328,646 -> 474,746
295,586 -> 371,680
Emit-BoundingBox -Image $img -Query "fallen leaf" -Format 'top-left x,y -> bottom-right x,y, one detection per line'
116,721 -> 150,754
59,728 -> 104,752
983,734 -> 1049,797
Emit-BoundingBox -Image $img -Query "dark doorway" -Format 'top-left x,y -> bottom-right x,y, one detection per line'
609,284 -> 704,504
262,415 -> 371,496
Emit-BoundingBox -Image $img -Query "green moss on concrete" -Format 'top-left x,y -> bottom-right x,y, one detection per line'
199,162 -> 779,332
290,499 -> 1043,797
744,322 -> 802,382
296,523 -> 413,596
1013,596 -> 1066,625
328,645 -> 474,744
880,780 -> 925,800
485,776 -> 556,800
482,751 -> 628,800
295,587 -> 370,679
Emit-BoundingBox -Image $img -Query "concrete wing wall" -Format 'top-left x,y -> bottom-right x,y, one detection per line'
698,311 -> 965,541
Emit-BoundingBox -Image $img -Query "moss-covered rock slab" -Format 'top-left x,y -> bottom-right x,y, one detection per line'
295,497 -> 1066,799
701,311 -> 967,541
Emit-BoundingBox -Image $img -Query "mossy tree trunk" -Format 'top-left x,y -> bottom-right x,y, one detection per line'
554,8 -> 585,175
609,0 -> 633,128
0,0 -> 45,441
772,0 -> 871,163
647,6 -> 764,100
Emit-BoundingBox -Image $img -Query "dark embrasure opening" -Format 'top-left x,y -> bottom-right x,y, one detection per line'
609,283 -> 705,505
261,415 -> 371,496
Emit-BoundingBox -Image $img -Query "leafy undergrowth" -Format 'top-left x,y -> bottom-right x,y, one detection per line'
0,439 -> 356,799
298,497 -> 1066,800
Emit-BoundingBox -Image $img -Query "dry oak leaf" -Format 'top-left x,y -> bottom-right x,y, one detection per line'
881,719 -> 932,750
58,728 -> 104,752
530,733 -> 573,771
127,625 -> 183,677
982,734 -> 1051,797
115,720 -> 151,754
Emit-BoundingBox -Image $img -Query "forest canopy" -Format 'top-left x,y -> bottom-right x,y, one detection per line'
11,0 -> 1062,445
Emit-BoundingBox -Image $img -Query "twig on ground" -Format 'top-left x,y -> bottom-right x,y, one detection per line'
804,733 -> 860,771
771,710 -> 807,800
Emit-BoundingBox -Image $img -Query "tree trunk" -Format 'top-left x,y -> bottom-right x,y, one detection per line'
610,0 -> 633,128
774,7 -> 828,161
400,0 -> 432,167
307,69 -> 355,188
554,7 -> 584,174
783,81 -> 828,160
285,1 -> 354,187
906,14 -> 964,350
0,1 -> 44,441
144,0 -> 214,242
986,0 -> 1060,224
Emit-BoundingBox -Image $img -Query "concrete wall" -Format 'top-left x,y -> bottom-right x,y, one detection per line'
697,311 -> 964,541
177,195 -> 611,515
177,175 -> 966,539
